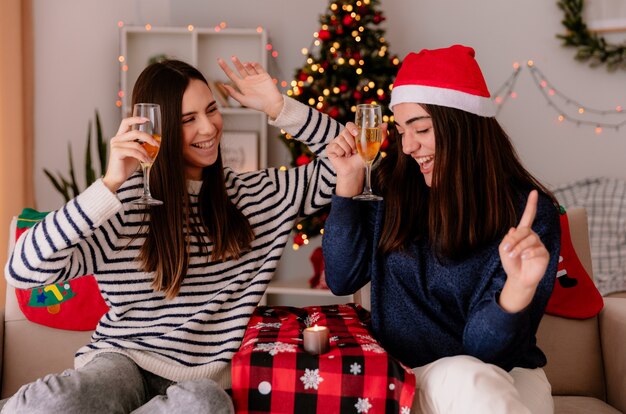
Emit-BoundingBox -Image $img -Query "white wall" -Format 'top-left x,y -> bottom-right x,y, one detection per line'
33,0 -> 626,281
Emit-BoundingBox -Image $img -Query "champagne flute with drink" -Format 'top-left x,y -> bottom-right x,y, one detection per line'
353,104 -> 383,201
131,103 -> 163,206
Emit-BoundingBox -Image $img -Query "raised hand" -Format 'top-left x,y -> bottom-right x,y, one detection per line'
102,117 -> 159,193
498,190 -> 551,312
217,56 -> 284,119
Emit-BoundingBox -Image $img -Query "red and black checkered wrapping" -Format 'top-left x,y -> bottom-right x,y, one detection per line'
232,304 -> 415,413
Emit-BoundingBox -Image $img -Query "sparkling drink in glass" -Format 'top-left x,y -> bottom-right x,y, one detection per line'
131,103 -> 163,206
353,104 -> 383,201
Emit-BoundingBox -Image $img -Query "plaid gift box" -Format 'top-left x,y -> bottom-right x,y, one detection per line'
232,304 -> 415,414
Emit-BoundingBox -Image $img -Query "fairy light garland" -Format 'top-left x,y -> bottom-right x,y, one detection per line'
492,62 -> 522,116
116,20 -> 623,135
115,20 -> 291,111
490,59 -> 624,133
115,21 -> 126,109
526,61 -> 625,132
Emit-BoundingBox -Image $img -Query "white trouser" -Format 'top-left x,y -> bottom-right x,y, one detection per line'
410,355 -> 554,414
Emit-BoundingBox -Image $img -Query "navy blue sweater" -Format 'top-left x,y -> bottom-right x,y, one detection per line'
322,193 -> 560,371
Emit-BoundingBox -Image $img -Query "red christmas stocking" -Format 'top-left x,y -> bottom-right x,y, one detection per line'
12,208 -> 109,331
545,209 -> 604,319
308,246 -> 328,289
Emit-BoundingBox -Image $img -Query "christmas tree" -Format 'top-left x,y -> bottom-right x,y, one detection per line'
281,0 -> 400,249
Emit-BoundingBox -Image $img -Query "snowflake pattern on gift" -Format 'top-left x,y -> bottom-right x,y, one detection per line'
350,362 -> 362,375
356,334 -> 376,343
251,322 -> 282,330
401,407 -> 411,414
361,343 -> 386,354
254,342 -> 297,356
355,397 -> 373,413
300,368 -> 324,390
303,312 -> 322,327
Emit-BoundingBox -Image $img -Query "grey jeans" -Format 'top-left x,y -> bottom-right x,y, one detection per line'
0,352 -> 234,414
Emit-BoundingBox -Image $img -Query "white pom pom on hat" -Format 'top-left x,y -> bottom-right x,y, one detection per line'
389,45 -> 496,117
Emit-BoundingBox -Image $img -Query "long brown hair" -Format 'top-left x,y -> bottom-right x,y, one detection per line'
377,104 -> 557,260
131,60 -> 255,298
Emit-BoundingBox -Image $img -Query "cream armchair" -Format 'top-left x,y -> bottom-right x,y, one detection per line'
1,217 -> 93,398
0,284 -> 93,398
354,207 -> 626,414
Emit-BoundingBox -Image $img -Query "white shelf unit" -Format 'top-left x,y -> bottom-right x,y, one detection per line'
260,279 -> 354,307
120,26 -> 268,168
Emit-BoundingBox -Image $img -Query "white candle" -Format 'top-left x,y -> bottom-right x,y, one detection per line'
303,325 -> 330,355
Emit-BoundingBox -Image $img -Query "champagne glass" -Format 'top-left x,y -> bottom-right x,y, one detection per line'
353,104 -> 383,201
131,103 -> 163,206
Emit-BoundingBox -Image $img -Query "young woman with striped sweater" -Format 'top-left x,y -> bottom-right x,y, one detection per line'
3,57 -> 340,413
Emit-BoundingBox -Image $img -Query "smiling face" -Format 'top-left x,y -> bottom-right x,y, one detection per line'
180,79 -> 223,180
394,102 -> 436,187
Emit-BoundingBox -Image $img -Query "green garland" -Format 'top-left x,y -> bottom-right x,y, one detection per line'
557,0 -> 626,71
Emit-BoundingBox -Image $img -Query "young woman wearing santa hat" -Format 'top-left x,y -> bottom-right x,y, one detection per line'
323,45 -> 560,414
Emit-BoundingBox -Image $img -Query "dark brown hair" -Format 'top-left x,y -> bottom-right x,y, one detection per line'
131,60 -> 254,298
377,104 -> 557,260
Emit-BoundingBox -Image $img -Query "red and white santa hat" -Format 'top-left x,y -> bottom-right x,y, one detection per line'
390,45 -> 496,117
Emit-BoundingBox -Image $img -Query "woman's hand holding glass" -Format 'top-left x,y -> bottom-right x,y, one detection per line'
353,104 -> 383,201
326,121 -> 387,198
130,103 -> 162,205
102,113 -> 161,196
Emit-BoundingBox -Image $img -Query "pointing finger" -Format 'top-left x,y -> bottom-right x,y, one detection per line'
518,190 -> 538,228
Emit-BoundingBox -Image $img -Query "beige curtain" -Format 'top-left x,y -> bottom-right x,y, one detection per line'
0,0 -> 34,308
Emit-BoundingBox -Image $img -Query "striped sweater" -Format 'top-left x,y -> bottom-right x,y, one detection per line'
5,96 -> 341,389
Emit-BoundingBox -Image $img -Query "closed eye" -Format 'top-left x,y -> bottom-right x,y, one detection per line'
182,101 -> 218,124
